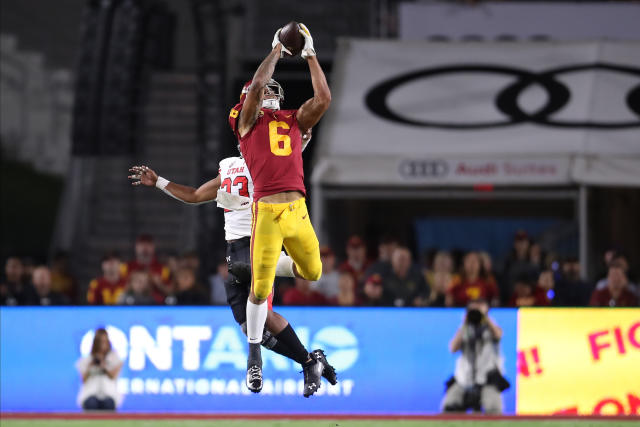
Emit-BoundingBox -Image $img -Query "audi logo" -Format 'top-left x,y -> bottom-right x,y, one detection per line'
399,160 -> 449,178
365,63 -> 640,129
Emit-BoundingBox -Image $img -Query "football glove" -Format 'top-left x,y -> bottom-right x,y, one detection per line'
272,28 -> 292,58
298,23 -> 316,59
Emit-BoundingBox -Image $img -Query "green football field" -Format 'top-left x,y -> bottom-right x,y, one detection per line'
1,420 -> 637,427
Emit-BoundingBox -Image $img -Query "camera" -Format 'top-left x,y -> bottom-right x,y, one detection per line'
91,357 -> 101,365
466,308 -> 483,325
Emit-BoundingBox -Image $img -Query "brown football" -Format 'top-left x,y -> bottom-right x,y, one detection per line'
278,21 -> 304,56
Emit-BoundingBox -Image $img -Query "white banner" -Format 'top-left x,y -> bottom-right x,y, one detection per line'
313,41 -> 640,187
399,2 -> 640,42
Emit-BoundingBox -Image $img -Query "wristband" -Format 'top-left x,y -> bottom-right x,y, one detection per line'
156,176 -> 170,190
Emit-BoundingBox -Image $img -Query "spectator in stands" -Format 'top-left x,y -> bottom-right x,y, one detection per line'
1,257 -> 38,305
122,234 -> 171,303
554,257 -> 592,306
31,266 -> 70,305
365,234 -> 399,278
208,260 -> 229,305
508,273 -> 549,307
75,328 -> 123,411
361,273 -> 392,306
335,270 -> 357,306
594,254 -> 637,296
282,277 -> 328,306
590,261 -> 638,307
425,251 -> 454,289
447,252 -> 500,307
501,230 -> 537,303
118,271 -> 156,305
87,252 -> 127,305
339,235 -> 371,285
382,246 -> 428,307
596,248 -> 618,282
442,299 -> 509,414
171,267 -> 208,305
49,250 -> 77,303
314,246 -> 340,300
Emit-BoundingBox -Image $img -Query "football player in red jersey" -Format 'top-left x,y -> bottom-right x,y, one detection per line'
227,23 -> 331,396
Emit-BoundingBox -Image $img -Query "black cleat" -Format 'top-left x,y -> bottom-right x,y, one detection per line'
246,343 -> 263,393
302,359 -> 324,398
246,364 -> 262,393
229,261 -> 252,285
312,349 -> 338,385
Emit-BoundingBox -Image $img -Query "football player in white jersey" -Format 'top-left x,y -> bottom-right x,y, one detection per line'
128,133 -> 337,393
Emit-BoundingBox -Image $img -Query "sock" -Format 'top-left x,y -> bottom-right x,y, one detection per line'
246,299 -> 268,344
275,255 -> 295,278
274,324 -> 312,365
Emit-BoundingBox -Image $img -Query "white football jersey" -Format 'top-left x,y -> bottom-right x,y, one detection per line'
218,157 -> 253,240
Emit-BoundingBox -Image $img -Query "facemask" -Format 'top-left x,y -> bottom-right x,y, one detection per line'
262,98 -> 280,110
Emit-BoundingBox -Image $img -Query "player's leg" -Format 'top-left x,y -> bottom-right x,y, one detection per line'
230,247 -> 337,384
227,239 -> 310,364
265,311 -> 312,363
246,202 -> 283,392
280,199 -> 326,397
280,201 -> 322,282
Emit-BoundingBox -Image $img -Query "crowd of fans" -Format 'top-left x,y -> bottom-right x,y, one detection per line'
1,231 -> 638,308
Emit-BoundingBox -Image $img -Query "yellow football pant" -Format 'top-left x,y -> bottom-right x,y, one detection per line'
250,198 -> 322,300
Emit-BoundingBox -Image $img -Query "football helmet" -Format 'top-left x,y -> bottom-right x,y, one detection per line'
240,79 -> 284,110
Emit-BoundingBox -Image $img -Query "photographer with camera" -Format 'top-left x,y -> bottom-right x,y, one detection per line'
75,328 -> 123,410
441,299 -> 509,414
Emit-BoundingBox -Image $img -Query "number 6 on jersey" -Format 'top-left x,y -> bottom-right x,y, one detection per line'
268,120 -> 292,156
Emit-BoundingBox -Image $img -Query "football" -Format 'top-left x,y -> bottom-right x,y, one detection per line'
278,21 -> 304,56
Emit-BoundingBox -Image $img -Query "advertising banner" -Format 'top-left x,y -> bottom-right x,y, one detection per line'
313,40 -> 640,187
517,308 -> 640,415
0,307 -> 517,414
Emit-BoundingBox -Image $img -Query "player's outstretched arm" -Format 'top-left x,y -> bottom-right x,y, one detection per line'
238,42 -> 283,137
296,24 -> 331,134
129,165 -> 220,204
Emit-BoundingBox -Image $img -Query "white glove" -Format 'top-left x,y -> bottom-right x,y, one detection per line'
272,28 -> 292,58
298,23 -> 316,59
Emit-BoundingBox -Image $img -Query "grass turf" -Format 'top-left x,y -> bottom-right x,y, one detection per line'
0,420 -> 636,427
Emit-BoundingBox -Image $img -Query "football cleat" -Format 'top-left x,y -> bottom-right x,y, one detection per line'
246,364 -> 263,393
312,349 -> 338,385
246,342 -> 263,393
302,359 -> 324,398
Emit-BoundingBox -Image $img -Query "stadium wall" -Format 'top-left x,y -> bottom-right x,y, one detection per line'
0,307 -> 637,415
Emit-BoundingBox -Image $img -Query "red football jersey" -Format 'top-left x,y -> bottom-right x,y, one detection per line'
228,103 -> 305,201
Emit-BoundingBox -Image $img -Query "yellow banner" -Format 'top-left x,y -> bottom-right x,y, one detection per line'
517,308 -> 640,415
